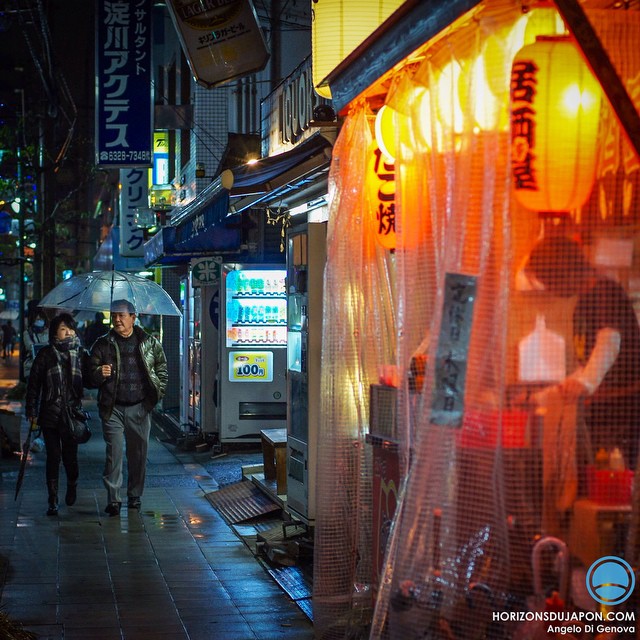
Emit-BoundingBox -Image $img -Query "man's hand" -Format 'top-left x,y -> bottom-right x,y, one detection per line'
100,364 -> 113,378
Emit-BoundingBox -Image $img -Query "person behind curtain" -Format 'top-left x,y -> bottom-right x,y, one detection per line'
525,235 -> 640,471
25,313 -> 89,516
88,299 -> 168,517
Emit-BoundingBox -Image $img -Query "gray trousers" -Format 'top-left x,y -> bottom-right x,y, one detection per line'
102,403 -> 151,504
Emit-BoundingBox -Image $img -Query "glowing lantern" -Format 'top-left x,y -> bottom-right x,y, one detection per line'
311,0 -> 404,98
510,36 -> 602,214
367,140 -> 396,250
412,87 -> 446,153
436,59 -> 464,134
523,5 -> 566,45
459,54 -> 501,132
483,6 -> 565,100
375,105 -> 397,163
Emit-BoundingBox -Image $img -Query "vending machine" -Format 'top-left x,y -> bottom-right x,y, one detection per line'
218,264 -> 288,442
286,222 -> 327,523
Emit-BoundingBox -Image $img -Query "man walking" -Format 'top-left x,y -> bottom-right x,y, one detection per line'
88,300 -> 168,516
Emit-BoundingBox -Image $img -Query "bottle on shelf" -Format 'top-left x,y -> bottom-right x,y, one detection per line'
595,448 -> 609,470
609,447 -> 625,471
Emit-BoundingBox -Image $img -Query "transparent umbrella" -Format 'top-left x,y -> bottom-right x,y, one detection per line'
38,270 -> 182,317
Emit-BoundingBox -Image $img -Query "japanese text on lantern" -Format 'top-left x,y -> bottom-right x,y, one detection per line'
430,274 -> 477,427
367,144 -> 396,250
511,59 -> 539,192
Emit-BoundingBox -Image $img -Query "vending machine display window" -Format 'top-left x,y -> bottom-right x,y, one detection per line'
225,269 -> 287,348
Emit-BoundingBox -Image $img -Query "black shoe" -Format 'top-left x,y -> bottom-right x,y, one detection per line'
104,502 -> 121,517
47,480 -> 58,516
127,497 -> 141,510
65,484 -> 77,506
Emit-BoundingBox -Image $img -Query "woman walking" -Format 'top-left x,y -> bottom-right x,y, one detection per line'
25,313 -> 89,515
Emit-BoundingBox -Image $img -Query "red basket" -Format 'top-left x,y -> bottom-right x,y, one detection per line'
586,466 -> 634,505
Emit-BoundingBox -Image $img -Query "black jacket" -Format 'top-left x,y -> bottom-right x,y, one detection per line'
88,326 -> 168,421
25,345 -> 89,428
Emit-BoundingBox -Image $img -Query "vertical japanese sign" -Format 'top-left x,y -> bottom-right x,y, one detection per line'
96,0 -> 153,168
430,273 -> 477,427
166,0 -> 269,88
119,168 -> 148,257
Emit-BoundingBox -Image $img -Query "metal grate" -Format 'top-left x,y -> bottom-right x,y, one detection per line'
204,480 -> 280,524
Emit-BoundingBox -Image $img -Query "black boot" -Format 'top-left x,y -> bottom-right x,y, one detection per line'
64,461 -> 79,507
65,482 -> 77,506
47,480 -> 58,516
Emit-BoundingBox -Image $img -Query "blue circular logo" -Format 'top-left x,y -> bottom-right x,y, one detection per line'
586,556 -> 635,605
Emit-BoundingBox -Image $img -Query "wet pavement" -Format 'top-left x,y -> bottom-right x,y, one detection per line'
0,355 -> 314,639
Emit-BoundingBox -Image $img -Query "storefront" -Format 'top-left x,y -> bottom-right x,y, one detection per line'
309,1 -> 640,638
144,56 -> 335,445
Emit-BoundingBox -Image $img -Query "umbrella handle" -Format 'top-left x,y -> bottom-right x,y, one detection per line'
30,418 -> 41,438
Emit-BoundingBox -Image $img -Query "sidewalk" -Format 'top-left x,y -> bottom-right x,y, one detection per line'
0,356 -> 314,640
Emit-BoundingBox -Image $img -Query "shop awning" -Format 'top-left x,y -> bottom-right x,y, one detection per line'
144,133 -> 332,266
144,227 -> 190,266
228,133 -> 333,212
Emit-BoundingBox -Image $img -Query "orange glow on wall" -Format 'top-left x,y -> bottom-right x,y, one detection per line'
367,141 -> 396,250
510,36 -> 602,214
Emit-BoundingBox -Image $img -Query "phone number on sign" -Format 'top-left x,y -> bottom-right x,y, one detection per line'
99,150 -> 151,163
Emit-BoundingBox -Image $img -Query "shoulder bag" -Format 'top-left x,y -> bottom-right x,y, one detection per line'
62,403 -> 92,444
60,370 -> 92,444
